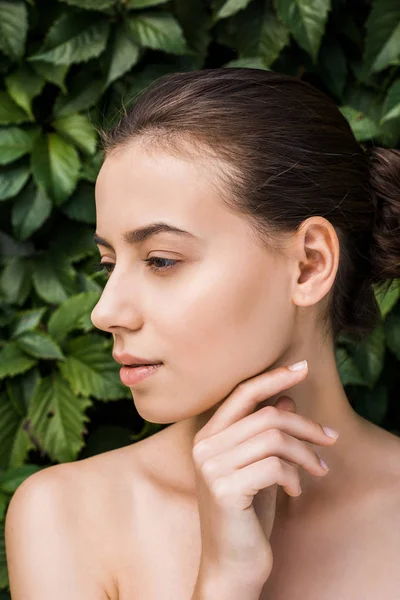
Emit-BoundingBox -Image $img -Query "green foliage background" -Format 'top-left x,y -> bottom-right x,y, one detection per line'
0,0 -> 399,593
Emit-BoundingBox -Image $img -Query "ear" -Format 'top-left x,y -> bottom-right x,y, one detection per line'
291,217 -> 339,310
273,395 -> 297,413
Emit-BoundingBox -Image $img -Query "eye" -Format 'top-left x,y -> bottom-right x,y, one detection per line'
93,262 -> 114,276
93,257 -> 179,277
144,257 -> 179,272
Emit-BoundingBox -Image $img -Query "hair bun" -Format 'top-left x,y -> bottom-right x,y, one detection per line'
367,147 -> 400,283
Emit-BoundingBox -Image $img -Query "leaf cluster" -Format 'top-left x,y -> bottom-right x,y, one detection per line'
0,0 -> 399,593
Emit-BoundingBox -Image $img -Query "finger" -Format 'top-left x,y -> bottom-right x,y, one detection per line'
214,456 -> 301,509
194,364 -> 309,443
193,404 -> 338,461
199,429 -> 328,482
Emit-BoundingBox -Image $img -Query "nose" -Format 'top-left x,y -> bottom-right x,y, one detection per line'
90,276 -> 142,334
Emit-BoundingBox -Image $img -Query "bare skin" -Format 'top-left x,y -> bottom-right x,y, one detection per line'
73,413 -> 400,600
80,139 -> 400,598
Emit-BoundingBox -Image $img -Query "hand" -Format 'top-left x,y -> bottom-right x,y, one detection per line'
191,361 -> 338,586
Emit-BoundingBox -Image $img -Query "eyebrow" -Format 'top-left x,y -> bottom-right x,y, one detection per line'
93,222 -> 199,250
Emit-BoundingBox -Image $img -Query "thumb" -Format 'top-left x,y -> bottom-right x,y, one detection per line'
273,395 -> 297,413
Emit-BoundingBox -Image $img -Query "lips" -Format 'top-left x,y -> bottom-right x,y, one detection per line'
113,352 -> 163,367
125,363 -> 162,367
119,363 -> 163,386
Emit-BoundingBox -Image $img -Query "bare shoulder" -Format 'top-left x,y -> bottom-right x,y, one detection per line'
5,459 -> 118,599
358,417 -> 400,529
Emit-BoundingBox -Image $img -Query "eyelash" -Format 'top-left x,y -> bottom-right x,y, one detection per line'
93,257 -> 179,276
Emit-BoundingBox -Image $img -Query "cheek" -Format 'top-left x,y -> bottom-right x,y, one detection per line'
161,256 -> 293,394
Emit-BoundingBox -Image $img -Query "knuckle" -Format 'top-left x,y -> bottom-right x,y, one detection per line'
268,428 -> 284,444
260,405 -> 279,421
268,456 -> 284,475
192,440 -> 208,461
211,477 -> 229,500
201,457 -> 219,479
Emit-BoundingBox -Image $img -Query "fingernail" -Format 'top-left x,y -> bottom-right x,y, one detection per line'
287,359 -> 308,372
322,426 -> 339,439
319,457 -> 329,471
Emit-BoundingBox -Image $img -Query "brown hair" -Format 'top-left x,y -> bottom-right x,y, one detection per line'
98,68 -> 400,344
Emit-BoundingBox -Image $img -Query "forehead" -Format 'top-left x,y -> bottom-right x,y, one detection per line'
94,141 -> 250,240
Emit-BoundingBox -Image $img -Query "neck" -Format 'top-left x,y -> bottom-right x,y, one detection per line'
172,340 -> 370,515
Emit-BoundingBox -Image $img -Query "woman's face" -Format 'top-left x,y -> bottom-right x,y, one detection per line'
91,141 -> 296,424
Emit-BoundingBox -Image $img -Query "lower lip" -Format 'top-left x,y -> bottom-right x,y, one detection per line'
119,364 -> 163,386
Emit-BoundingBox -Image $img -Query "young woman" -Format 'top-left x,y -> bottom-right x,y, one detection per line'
6,68 -> 400,600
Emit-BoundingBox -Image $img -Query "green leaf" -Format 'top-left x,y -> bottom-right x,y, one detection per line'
0,520 -> 9,589
169,0 -> 210,65
53,75 -> 104,118
374,279 -> 400,319
0,164 -> 30,201
10,307 -> 47,338
58,0 -> 116,8
31,132 -> 81,206
0,389 -> 29,469
224,57 -> 270,69
0,92 -> 31,125
27,374 -> 93,463
6,367 -> 40,416
76,271 -> 103,296
0,492 -> 7,519
336,347 -> 368,387
79,149 -> 103,183
246,6 -> 289,66
214,0 -> 253,21
122,62 -> 178,104
0,1 -> 28,60
0,126 -> 39,165
0,229 -> 33,261
27,12 -> 110,66
11,181 -> 52,241
47,291 -> 100,343
363,0 -> 400,75
103,21 -> 140,88
5,65 -> 46,121
52,113 -> 97,155
126,11 -> 190,54
32,253 -> 78,305
380,79 -> 400,124
0,342 -> 37,380
385,314 -> 400,361
338,106 -> 381,142
0,465 -> 43,494
352,325 -> 386,388
126,0 -> 169,7
60,180 -> 96,223
217,1 -> 290,67
3,369 -> 41,467
354,381 -> 389,426
59,334 -> 129,400
15,331 -> 65,361
0,256 -> 32,305
274,0 -> 332,64
30,61 -> 69,93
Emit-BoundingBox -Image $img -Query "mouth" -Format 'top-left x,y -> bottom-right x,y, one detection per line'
119,363 -> 163,386
123,362 -> 163,367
